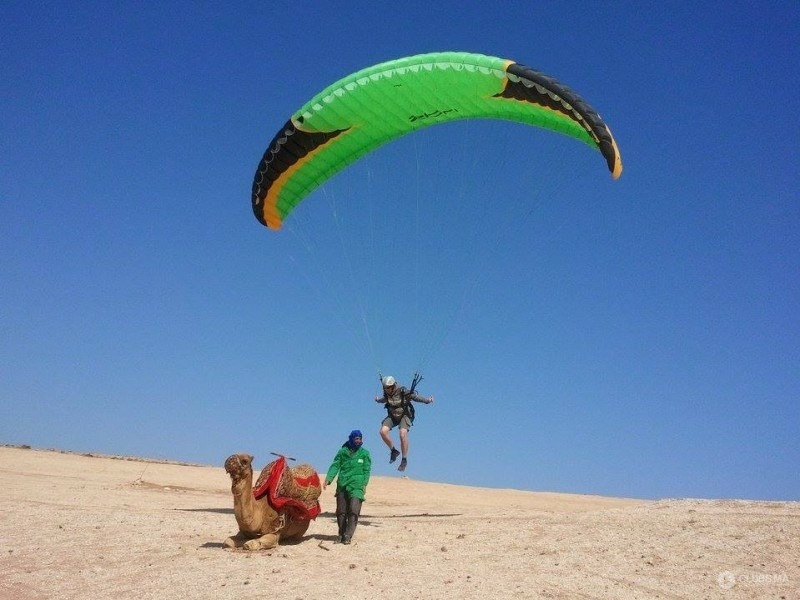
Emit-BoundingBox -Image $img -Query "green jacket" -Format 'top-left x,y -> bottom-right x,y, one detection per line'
325,445 -> 372,500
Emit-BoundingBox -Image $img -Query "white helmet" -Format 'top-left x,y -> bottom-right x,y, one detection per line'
382,375 -> 396,387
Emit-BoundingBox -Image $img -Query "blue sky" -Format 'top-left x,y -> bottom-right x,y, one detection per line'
2,1 -> 798,501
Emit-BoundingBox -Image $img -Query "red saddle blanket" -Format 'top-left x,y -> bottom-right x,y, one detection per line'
252,456 -> 322,520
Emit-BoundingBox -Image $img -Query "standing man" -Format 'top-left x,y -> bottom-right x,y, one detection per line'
375,375 -> 434,472
324,429 -> 371,544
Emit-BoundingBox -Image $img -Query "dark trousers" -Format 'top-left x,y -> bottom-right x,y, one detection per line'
335,490 -> 363,541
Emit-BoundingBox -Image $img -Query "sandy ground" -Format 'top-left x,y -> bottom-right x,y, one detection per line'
0,446 -> 797,600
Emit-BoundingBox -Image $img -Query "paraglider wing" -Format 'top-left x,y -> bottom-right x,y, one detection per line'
251,51 -> 622,230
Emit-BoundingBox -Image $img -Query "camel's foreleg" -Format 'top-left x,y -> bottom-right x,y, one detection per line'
243,532 -> 279,551
223,532 -> 251,549
223,530 -> 281,551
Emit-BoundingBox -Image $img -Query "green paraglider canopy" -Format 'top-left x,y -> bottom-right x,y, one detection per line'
252,51 -> 622,230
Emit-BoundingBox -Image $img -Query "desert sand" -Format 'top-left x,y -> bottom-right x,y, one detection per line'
0,446 -> 796,599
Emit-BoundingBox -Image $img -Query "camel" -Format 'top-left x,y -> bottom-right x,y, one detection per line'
223,453 -> 320,551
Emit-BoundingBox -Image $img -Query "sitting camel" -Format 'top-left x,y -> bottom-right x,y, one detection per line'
223,453 -> 321,551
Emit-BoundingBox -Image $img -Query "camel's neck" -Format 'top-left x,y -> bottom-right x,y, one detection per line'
231,472 -> 266,532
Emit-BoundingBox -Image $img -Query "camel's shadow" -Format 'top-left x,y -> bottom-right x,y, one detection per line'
177,507 -> 234,514
201,510 -> 464,550
200,534 -> 337,549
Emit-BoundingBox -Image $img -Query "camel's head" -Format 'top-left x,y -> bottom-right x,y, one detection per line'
224,453 -> 254,481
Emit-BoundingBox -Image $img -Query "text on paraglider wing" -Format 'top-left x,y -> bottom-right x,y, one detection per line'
409,108 -> 460,123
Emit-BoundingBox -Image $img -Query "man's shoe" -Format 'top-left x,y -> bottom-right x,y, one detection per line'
398,458 -> 407,472
389,448 -> 400,463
